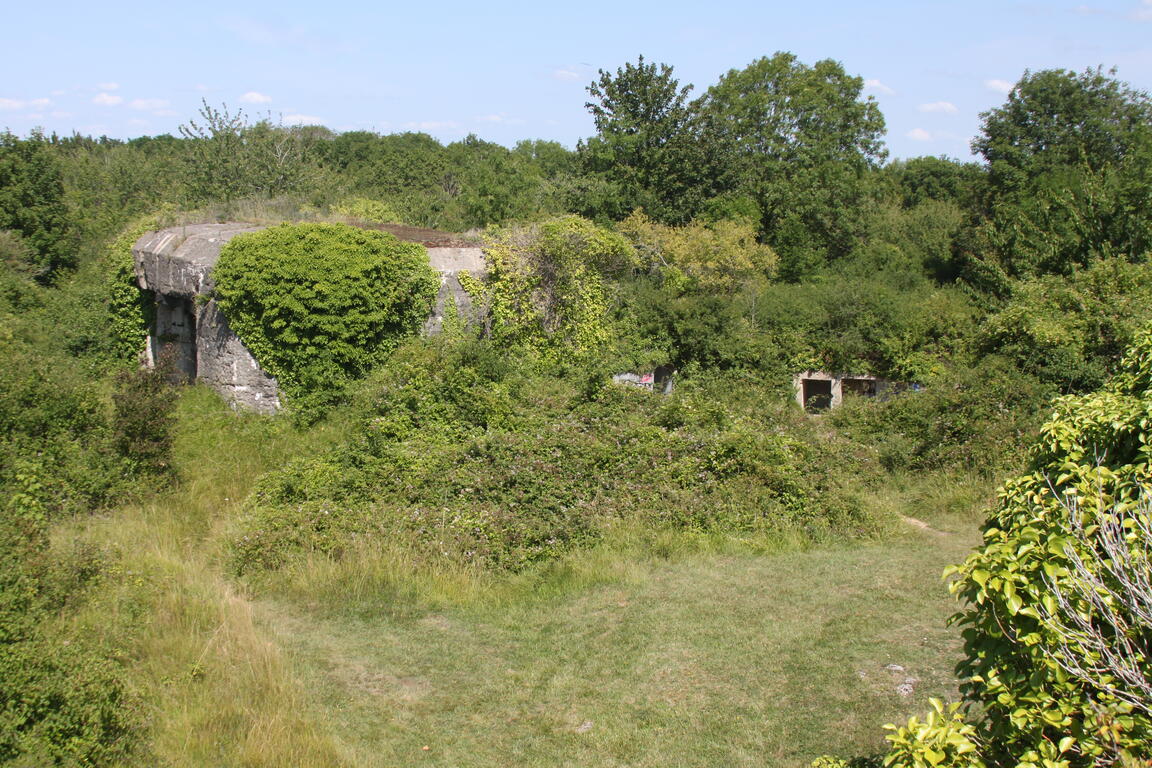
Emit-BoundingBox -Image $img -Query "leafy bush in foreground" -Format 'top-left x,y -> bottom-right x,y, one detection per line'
887,329 -> 1152,766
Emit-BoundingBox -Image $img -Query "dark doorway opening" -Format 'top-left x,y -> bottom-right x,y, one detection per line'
802,378 -> 833,411
152,296 -> 197,382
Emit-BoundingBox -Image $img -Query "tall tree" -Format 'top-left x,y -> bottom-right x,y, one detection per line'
0,131 -> 72,279
578,56 -> 724,224
699,53 -> 887,275
964,68 -> 1152,286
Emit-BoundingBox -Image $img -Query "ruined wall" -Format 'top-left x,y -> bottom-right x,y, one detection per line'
132,223 -> 487,412
423,246 -> 488,335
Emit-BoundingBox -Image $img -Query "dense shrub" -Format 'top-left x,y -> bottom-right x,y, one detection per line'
0,471 -> 137,766
111,361 -> 178,476
231,338 -> 864,574
886,329 -> 1152,767
480,216 -> 640,365
977,258 -> 1152,393
829,357 -> 1050,475
212,222 -> 439,406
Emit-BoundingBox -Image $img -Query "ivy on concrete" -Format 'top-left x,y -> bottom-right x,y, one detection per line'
213,222 -> 438,406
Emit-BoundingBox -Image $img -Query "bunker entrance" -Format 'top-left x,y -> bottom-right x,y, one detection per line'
152,296 -> 197,382
802,378 -> 833,411
842,377 -> 878,398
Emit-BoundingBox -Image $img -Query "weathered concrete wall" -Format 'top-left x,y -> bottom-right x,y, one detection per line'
423,246 -> 488,335
134,224 -> 280,412
132,223 -> 488,412
195,300 -> 282,412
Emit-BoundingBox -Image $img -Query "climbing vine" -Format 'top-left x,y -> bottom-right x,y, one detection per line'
213,222 -> 439,406
481,215 -> 637,363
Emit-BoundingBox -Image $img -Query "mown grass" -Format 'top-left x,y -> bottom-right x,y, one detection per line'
256,524 -> 979,768
62,386 -> 990,766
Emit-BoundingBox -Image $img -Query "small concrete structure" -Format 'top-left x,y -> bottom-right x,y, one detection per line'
132,223 -> 488,412
612,365 -> 676,395
794,370 -> 890,412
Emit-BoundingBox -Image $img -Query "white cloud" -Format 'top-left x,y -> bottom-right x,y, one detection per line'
906,128 -> 933,142
0,97 -> 51,110
985,79 -> 1014,94
282,113 -> 324,125
240,91 -> 272,104
552,68 -> 581,81
864,78 -> 895,95
154,109 -> 179,117
97,82 -> 119,91
918,101 -> 958,114
50,89 -> 66,97
130,98 -> 169,111
93,92 -> 123,106
1134,0 -> 1152,20
50,111 -> 73,119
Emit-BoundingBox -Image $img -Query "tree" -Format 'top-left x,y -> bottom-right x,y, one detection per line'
178,101 -> 321,205
178,101 -> 249,204
699,52 -> 887,273
965,68 -> 1152,284
0,130 -> 72,279
578,56 -> 725,224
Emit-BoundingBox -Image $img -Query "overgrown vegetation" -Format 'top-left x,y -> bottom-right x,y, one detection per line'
213,222 -> 439,408
1,56 -> 1150,767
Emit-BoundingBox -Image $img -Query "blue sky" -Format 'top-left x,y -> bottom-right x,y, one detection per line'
3,0 -> 1150,160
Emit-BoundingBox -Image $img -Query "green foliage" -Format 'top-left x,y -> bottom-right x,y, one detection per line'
231,338 -> 864,575
829,358 -> 1049,475
111,361 -> 178,477
967,68 -> 1152,285
331,196 -> 403,224
212,222 -> 439,407
700,52 -> 887,265
481,215 -> 640,364
578,56 -> 724,223
103,211 -> 169,364
883,700 -> 985,768
977,258 -> 1152,393
178,101 -> 323,206
0,131 -> 72,279
0,465 -> 137,766
940,329 -> 1152,766
881,157 -> 984,211
618,209 -> 777,292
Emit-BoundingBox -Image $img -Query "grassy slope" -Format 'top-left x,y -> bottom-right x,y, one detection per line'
67,387 -> 988,767
258,526 -> 977,768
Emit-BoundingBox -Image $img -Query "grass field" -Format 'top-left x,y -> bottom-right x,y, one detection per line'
71,387 -> 992,767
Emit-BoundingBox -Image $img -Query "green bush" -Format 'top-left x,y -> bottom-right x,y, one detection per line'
829,357 -> 1051,475
883,329 -> 1152,768
212,222 -> 439,406
481,216 -> 639,364
977,258 -> 1152,393
0,472 -> 137,766
231,339 -> 864,575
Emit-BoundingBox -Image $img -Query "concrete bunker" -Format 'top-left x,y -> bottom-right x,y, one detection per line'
132,222 -> 487,412
794,370 -> 891,412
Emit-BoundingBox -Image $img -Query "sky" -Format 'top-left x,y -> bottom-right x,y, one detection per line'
2,0 -> 1151,160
